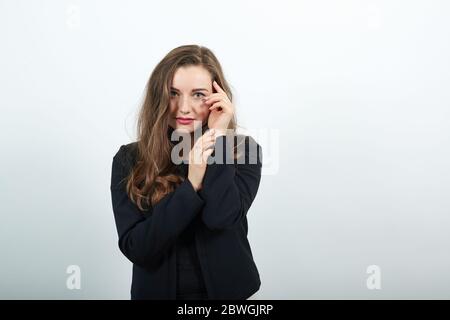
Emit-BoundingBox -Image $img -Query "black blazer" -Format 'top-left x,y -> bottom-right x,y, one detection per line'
110,134 -> 263,299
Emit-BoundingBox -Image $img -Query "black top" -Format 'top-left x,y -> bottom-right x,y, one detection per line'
110,132 -> 263,300
174,163 -> 208,299
175,215 -> 208,299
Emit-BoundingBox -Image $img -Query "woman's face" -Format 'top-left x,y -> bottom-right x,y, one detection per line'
168,65 -> 212,133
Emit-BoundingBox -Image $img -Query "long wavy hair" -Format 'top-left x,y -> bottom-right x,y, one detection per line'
126,44 -> 241,211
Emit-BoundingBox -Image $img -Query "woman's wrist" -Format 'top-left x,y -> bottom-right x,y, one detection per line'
212,128 -> 227,138
188,176 -> 202,192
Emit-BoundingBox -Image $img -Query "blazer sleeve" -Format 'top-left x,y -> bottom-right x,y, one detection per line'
110,145 -> 205,267
198,135 -> 263,231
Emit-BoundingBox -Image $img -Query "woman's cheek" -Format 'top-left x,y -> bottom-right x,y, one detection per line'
200,109 -> 210,121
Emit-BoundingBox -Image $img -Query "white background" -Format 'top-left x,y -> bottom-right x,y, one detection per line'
1,0 -> 449,299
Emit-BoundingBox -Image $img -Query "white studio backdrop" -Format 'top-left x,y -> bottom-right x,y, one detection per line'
0,0 -> 449,299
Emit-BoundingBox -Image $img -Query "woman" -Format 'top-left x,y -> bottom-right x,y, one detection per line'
110,45 -> 263,300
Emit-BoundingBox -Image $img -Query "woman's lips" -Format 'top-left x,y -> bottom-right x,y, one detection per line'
176,117 -> 194,125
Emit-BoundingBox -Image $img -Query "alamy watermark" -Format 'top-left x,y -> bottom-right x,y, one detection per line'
168,123 -> 279,175
366,265 -> 381,290
66,265 -> 81,290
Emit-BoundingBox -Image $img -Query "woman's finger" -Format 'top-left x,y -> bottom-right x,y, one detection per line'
212,80 -> 226,94
196,132 -> 214,146
203,94 -> 228,105
203,93 -> 221,102
202,147 -> 215,161
202,140 -> 216,151
209,101 -> 225,111
199,136 -> 215,147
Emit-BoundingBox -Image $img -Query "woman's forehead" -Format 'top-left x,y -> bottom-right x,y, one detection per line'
171,66 -> 212,90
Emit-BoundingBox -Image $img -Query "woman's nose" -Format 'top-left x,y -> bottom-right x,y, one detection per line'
178,96 -> 193,112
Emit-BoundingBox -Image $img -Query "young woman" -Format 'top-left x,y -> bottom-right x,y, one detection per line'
110,45 -> 263,300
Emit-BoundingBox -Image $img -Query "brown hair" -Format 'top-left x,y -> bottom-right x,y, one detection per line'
126,44 -> 242,211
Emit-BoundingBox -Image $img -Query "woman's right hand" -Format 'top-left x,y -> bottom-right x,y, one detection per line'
187,129 -> 216,191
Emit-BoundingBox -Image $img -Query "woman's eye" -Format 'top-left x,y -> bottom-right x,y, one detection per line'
170,92 -> 204,98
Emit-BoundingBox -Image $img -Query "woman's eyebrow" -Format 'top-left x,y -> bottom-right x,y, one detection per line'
170,87 -> 209,92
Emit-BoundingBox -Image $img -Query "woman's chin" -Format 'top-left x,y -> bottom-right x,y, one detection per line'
175,125 -> 193,133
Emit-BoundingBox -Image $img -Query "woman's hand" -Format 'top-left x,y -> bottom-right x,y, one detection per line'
203,81 -> 235,137
187,129 -> 216,192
